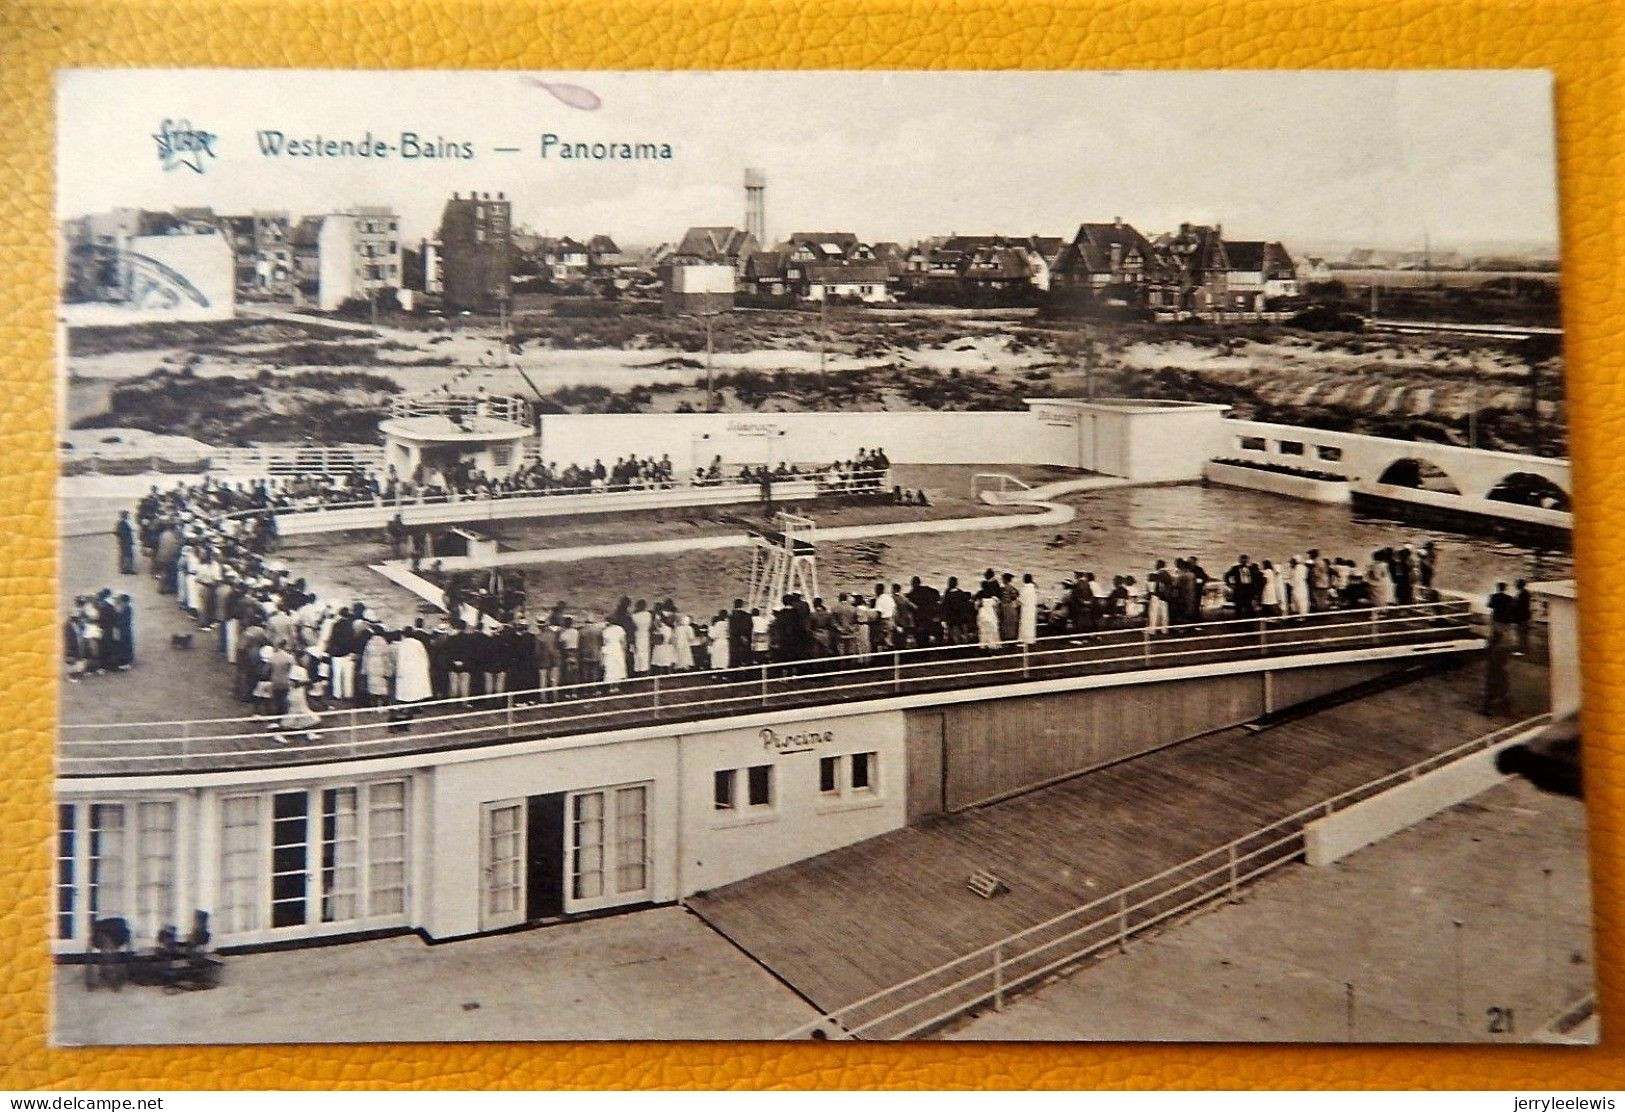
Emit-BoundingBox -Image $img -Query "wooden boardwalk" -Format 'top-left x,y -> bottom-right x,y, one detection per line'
686,662 -> 1518,1025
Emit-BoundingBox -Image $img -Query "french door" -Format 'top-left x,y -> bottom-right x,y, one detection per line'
564,783 -> 651,914
479,799 -> 527,932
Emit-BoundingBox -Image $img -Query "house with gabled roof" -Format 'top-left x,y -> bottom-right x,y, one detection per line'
1223,239 -> 1300,309
673,226 -> 759,271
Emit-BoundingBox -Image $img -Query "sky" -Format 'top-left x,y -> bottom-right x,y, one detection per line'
58,70 -> 1560,254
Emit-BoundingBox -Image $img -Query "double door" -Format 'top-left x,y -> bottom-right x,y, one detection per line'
479,782 -> 651,932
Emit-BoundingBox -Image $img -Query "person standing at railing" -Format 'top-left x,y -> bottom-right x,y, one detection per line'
872,584 -> 895,651
1224,555 -> 1258,619
1483,582 -> 1517,716
393,628 -> 433,728
601,619 -> 628,690
356,628 -> 392,710
1257,560 -> 1282,619
830,593 -> 858,658
890,585 -> 917,651
906,577 -> 942,648
1512,578 -> 1534,656
854,594 -> 875,661
1147,561 -> 1173,634
1366,550 -> 1394,608
631,600 -> 653,676
942,577 -> 974,645
533,618 -> 559,702
558,618 -> 581,694
114,511 -> 137,575
1172,560 -> 1199,626
1017,574 -> 1039,647
976,593 -> 1001,654
577,614 -> 603,688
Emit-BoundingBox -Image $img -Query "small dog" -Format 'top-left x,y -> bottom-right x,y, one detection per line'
170,633 -> 194,650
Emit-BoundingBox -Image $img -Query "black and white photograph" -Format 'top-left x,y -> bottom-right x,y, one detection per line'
52,68 -> 1591,1044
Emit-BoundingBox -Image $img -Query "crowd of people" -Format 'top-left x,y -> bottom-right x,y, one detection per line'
199,447 -> 897,518
87,462 -> 1532,745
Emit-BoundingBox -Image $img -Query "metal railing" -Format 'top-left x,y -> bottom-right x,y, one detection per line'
58,601 -> 1476,776
62,444 -> 386,479
242,467 -> 895,524
388,393 -> 533,426
776,711 -> 1550,1041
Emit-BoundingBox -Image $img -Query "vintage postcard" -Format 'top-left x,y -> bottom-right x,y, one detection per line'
52,68 -> 1590,1044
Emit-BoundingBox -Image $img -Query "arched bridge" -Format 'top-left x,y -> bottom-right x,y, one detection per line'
1221,421 -> 1572,527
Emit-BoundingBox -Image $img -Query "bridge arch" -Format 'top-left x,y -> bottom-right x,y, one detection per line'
1485,471 -> 1572,512
1374,457 -> 1463,496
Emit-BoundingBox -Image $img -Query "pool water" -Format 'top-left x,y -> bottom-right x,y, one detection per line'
515,484 -> 1572,620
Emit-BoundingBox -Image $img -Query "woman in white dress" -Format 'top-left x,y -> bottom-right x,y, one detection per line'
672,611 -> 695,671
1259,560 -> 1282,617
1289,556 -> 1311,616
601,621 -> 628,687
651,615 -> 676,673
1017,573 -> 1039,646
630,600 -> 653,674
1366,550 -> 1394,608
853,596 -> 874,661
272,662 -> 322,744
393,629 -> 433,722
976,594 -> 1001,652
707,612 -> 730,671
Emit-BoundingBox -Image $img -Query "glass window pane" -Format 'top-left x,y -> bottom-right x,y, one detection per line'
219,795 -> 263,934
747,765 -> 773,807
135,801 -> 176,940
615,787 -> 648,895
88,803 -> 127,920
367,781 -> 408,920
322,788 -> 358,924
56,804 -> 75,941
270,791 -> 308,928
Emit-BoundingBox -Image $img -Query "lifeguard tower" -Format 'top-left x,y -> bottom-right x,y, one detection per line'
746,512 -> 819,613
379,390 -> 535,488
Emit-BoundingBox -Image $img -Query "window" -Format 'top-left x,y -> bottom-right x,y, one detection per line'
1317,445 -> 1344,462
1277,440 -> 1305,456
1239,436 -> 1267,452
571,791 -> 605,900
747,765 -> 774,808
56,804 -> 75,941
819,756 -> 841,794
851,752 -> 876,792
88,803 -> 127,924
367,781 -> 408,916
819,753 -> 880,800
320,788 -> 359,923
566,784 -> 651,909
218,794 -> 263,934
134,801 -> 177,940
614,786 -> 648,894
713,769 -> 736,811
271,791 -> 309,928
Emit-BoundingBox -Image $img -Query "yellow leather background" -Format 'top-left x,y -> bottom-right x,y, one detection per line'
2,0 -> 1621,1090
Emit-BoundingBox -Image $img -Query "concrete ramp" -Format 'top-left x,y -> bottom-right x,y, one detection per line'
686,663 -> 1516,1027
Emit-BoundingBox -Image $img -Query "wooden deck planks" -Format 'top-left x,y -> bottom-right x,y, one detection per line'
686,662 -> 1506,1018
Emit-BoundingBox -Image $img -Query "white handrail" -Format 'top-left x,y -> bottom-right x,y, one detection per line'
776,711 -> 1549,1040
59,603 -> 1476,773
61,601 -> 1470,734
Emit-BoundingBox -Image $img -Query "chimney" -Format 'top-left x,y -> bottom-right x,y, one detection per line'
453,192 -> 460,200
498,191 -> 505,200
1113,216 -> 1122,228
